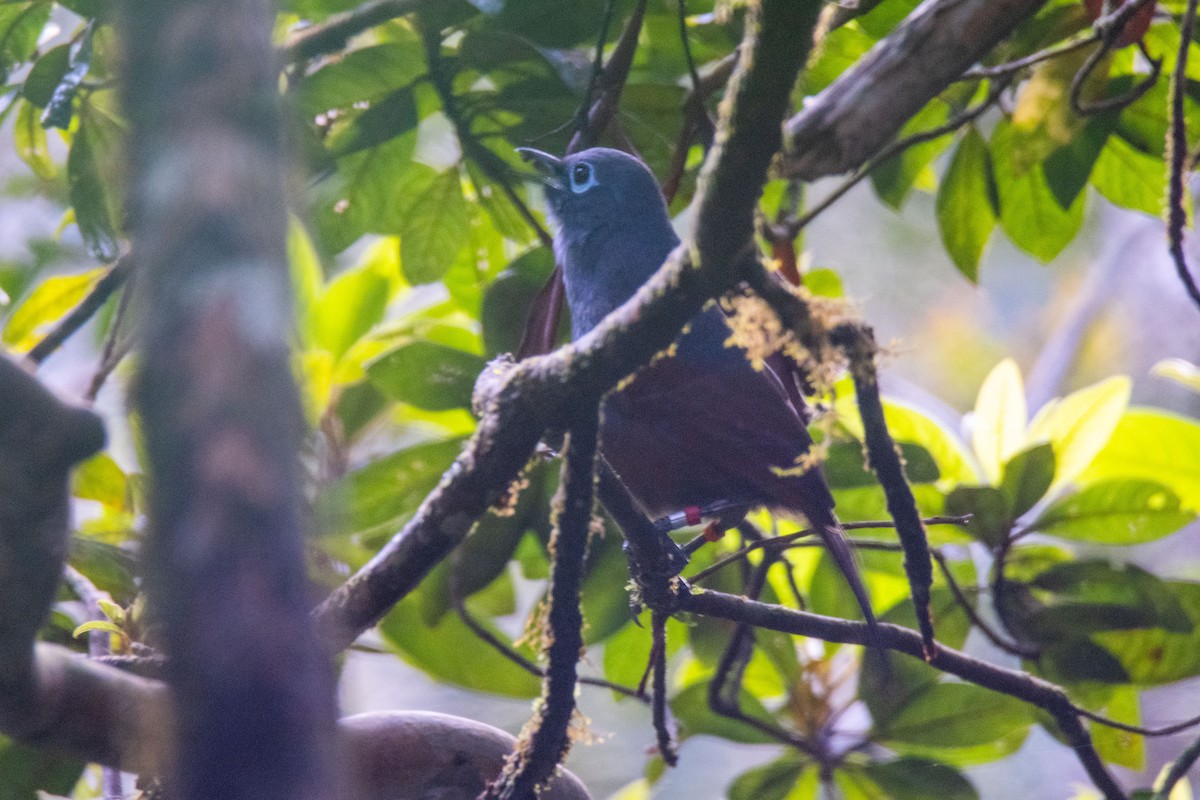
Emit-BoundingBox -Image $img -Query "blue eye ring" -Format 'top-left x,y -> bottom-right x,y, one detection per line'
569,162 -> 597,193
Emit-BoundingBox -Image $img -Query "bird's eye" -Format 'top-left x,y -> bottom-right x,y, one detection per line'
569,162 -> 598,193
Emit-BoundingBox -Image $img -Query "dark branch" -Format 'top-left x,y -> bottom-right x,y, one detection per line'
485,413 -> 599,800
831,324 -> 935,658
26,256 -> 130,366
1168,0 -> 1200,312
680,588 -> 1127,800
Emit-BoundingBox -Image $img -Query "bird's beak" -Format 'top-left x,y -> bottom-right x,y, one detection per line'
516,147 -> 564,190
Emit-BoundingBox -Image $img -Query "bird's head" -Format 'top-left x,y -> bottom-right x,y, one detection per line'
516,147 -> 671,236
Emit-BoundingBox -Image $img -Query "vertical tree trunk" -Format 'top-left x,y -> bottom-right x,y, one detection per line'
119,1 -> 340,798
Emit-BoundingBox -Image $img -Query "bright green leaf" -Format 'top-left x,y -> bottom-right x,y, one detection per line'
861,757 -> 979,800
14,99 -> 55,179
314,255 -> 396,361
877,682 -> 1032,747
73,453 -> 128,509
727,756 -> 808,800
872,100 -> 952,209
992,117 -> 1086,262
3,268 -> 105,349
1028,376 -> 1131,488
972,358 -> 1027,484
669,682 -> 779,745
1033,480 -> 1195,545
1090,134 -> 1165,216
366,340 -> 486,411
936,127 -> 996,282
394,166 -> 470,284
1000,443 -> 1056,520
1080,409 -> 1200,509
1090,685 -> 1145,770
379,592 -> 540,698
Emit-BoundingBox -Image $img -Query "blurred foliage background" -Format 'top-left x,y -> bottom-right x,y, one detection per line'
2,0 -> 1200,798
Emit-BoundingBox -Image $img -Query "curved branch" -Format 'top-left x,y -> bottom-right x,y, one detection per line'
679,588 -> 1127,800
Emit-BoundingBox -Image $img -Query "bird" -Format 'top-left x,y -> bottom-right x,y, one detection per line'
516,146 -> 878,633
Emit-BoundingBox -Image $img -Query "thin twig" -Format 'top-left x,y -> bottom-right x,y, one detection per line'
1078,707 -> 1200,738
27,256 -> 130,365
572,0 -> 618,139
681,589 -> 1128,800
1068,38 -> 1161,116
452,595 -> 647,702
687,516 -> 969,584
649,609 -> 677,766
781,77 -> 1011,240
1152,733 -> 1200,800
567,0 -> 649,153
62,566 -> 127,800
962,30 -> 1104,80
707,547 -> 825,759
928,549 -> 1039,659
1167,0 -> 1200,312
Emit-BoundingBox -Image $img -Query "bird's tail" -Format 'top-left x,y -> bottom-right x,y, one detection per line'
809,509 -> 890,678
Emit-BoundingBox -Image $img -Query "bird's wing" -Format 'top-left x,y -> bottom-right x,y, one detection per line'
600,309 -> 834,519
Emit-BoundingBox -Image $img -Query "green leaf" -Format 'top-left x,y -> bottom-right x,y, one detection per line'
972,358 -> 1027,485
67,118 -> 121,262
669,682 -> 779,745
861,758 -> 979,800
999,443 -> 1056,519
1010,560 -> 1194,645
1028,376 -> 1131,488
877,682 -> 1032,747
379,592 -> 540,698
73,619 -> 126,639
325,87 -> 419,158
481,247 -> 555,357
1152,358 -> 1200,394
1097,581 -> 1200,685
1042,114 -> 1112,209
936,127 -> 996,281
314,254 -> 398,361
944,486 -> 1011,546
366,340 -> 486,411
300,40 -> 425,116
1090,134 -> 1165,216
871,100 -> 952,209
1081,409 -> 1200,509
2,268 -> 105,349
0,4 -> 51,82
394,166 -> 469,284
14,100 -> 55,179
1090,686 -> 1145,770
72,453 -> 128,509
728,756 -> 809,800
1038,640 -> 1130,684
21,43 -> 70,107
991,117 -> 1085,262
0,736 -> 85,800
834,391 -> 979,485
316,438 -> 463,551
824,441 -> 939,489
1033,480 -> 1195,544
